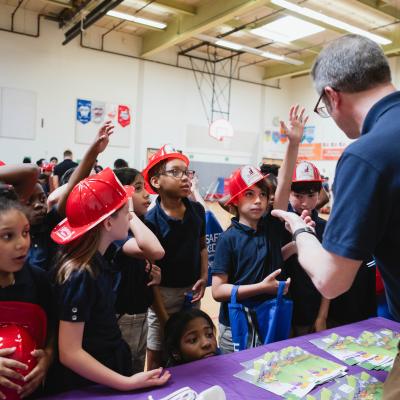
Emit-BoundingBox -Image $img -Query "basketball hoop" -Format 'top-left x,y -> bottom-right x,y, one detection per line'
209,119 -> 234,141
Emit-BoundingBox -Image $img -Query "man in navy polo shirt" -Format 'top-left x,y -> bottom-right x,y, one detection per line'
271,34 -> 400,399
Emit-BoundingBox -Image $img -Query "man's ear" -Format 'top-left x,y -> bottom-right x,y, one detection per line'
324,86 -> 340,110
150,175 -> 161,191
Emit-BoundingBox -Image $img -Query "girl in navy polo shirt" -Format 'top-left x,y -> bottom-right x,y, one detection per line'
51,168 -> 170,392
211,105 -> 308,353
0,190 -> 54,398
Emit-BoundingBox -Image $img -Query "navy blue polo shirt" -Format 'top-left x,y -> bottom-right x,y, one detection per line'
322,91 -> 400,321
0,262 -> 55,323
145,197 -> 206,288
55,252 -> 132,387
211,214 -> 285,327
28,207 -> 62,271
285,206 -> 326,326
110,234 -> 154,315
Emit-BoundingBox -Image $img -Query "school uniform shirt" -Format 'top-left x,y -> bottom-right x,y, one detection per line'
145,197 -> 206,288
322,91 -> 400,321
285,206 -> 326,326
211,214 -> 285,327
28,207 -> 62,271
109,234 -> 154,315
55,251 -> 132,391
0,262 -> 55,322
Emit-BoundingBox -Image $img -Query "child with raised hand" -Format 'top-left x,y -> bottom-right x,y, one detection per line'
24,121 -> 114,271
51,168 -> 170,392
164,309 -> 218,366
111,167 -> 164,373
143,146 -> 208,369
0,194 -> 55,399
211,105 -> 308,353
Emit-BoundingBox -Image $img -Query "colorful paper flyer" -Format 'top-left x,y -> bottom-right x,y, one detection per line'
235,346 -> 347,398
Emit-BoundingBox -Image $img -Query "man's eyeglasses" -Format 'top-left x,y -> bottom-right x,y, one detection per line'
314,87 -> 340,119
161,169 -> 194,179
314,91 -> 331,118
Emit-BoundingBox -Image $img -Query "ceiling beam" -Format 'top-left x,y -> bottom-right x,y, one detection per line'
263,31 -> 400,80
141,0 -> 268,57
355,0 -> 400,20
154,0 -> 196,16
263,54 -> 315,80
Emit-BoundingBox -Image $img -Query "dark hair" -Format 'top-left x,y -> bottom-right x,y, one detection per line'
0,195 -> 26,217
113,167 -> 141,185
255,179 -> 270,198
164,309 -> 215,366
265,174 -> 278,195
36,158 -> 45,167
260,163 -> 280,177
114,158 -> 129,169
23,157 -> 31,163
291,181 -> 322,194
147,160 -> 168,193
0,183 -> 18,201
63,150 -> 73,158
60,167 -> 76,186
50,157 -> 58,163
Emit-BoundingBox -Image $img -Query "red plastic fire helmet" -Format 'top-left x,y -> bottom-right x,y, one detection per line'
292,161 -> 323,183
226,165 -> 266,205
0,302 -> 47,400
0,161 -> 5,167
142,145 -> 189,194
42,162 -> 54,173
51,167 -> 134,244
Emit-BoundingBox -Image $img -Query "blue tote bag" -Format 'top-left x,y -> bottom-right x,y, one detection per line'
228,281 -> 293,351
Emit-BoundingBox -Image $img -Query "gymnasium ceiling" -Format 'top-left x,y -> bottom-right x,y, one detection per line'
2,0 -> 400,80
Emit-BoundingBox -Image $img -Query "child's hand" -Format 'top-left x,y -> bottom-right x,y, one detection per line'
20,349 -> 52,398
192,278 -> 207,302
280,105 -> 308,145
146,262 -> 161,286
92,120 -> 114,154
281,241 -> 297,261
127,368 -> 171,390
300,210 -> 316,230
0,347 -> 28,397
260,269 -> 290,295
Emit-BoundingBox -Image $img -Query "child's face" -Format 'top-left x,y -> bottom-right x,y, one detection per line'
130,175 -> 150,217
289,191 -> 319,214
0,210 -> 30,275
25,183 -> 47,226
108,202 -> 132,241
236,185 -> 269,222
179,317 -> 217,363
151,159 -> 191,198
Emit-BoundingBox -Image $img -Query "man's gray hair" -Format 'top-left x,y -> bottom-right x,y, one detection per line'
311,34 -> 391,95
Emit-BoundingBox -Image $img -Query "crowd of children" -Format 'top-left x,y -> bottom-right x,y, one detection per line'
0,106 -> 379,399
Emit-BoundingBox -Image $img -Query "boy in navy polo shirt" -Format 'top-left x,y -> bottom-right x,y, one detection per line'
286,161 -> 376,336
211,105 -> 307,353
285,161 -> 330,336
143,145 -> 208,369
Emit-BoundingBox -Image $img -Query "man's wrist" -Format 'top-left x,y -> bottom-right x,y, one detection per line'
292,226 -> 316,241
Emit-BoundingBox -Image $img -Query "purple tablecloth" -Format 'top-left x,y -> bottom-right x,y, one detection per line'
44,317 -> 399,399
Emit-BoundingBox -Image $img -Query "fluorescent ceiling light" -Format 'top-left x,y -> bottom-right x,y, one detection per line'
271,0 -> 391,45
107,10 -> 167,29
215,39 -> 243,51
252,15 -> 324,43
261,51 -> 285,61
196,34 -> 303,65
